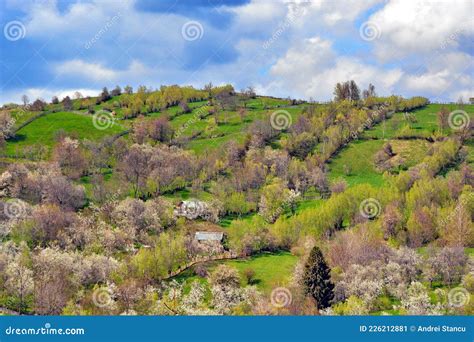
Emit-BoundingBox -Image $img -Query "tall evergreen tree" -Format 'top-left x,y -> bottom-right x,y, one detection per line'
303,246 -> 334,310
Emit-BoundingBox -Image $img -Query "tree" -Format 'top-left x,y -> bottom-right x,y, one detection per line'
21,94 -> 29,106
124,85 -> 133,94
362,83 -> 376,99
428,247 -> 467,284
121,144 -> 151,197
52,137 -> 86,179
303,246 -> 334,310
30,99 -> 46,111
204,82 -> 213,100
4,244 -> 33,313
437,106 -> 449,130
62,96 -> 73,110
238,107 -> 248,122
73,91 -> 83,100
111,85 -> 122,97
334,81 -> 360,102
349,80 -> 360,101
149,117 -> 174,143
51,96 -> 59,104
0,111 -> 15,138
31,204 -> 74,244
258,177 -> 290,223
209,265 -> 246,314
33,248 -> 77,315
178,101 -> 191,114
400,282 -> 436,315
333,83 -> 347,102
100,87 -> 111,103
42,173 -> 86,210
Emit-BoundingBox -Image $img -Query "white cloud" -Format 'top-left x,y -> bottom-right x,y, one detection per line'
2,0 -> 472,104
55,60 -> 118,82
269,36 -> 403,100
368,0 -> 474,61
402,52 -> 472,99
307,0 -> 382,27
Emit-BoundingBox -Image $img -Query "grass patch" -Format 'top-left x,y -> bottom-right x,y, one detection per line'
328,139 -> 385,187
173,251 -> 298,294
363,104 -> 474,139
6,111 -> 124,157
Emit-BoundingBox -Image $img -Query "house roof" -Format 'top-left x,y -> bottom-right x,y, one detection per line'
195,231 -> 224,241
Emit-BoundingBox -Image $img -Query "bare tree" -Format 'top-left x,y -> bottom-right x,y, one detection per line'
21,94 -> 29,106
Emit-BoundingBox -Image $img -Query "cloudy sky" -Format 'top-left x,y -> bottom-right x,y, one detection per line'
0,0 -> 472,104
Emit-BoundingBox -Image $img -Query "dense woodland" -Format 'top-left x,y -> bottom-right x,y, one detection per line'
0,81 -> 473,316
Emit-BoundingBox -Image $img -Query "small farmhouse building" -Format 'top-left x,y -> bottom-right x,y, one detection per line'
194,231 -> 224,242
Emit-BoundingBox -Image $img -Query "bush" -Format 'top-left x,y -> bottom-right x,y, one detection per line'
243,268 -> 256,285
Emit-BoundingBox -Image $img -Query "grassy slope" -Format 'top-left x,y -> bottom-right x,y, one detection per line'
327,104 -> 473,187
173,251 -> 297,294
6,111 -> 123,157
328,139 -> 386,187
327,139 -> 432,187
363,104 -> 474,139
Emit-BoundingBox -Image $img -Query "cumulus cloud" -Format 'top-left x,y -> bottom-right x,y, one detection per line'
269,37 -> 403,100
368,0 -> 473,61
1,0 -> 472,103
402,52 -> 472,100
55,60 -> 118,82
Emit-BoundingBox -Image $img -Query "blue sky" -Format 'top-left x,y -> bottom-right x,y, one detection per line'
0,0 -> 472,104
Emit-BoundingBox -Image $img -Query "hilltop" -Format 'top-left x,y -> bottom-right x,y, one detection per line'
0,82 -> 473,316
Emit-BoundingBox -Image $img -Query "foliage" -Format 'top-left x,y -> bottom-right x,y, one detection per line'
302,246 -> 334,310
